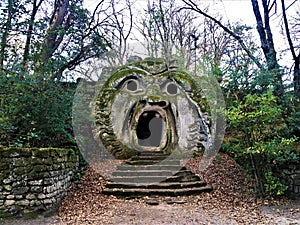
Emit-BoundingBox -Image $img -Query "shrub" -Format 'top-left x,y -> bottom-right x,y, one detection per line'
224,89 -> 299,197
0,71 -> 76,147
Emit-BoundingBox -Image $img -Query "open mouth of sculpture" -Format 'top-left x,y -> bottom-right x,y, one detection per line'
136,110 -> 164,147
132,105 -> 170,150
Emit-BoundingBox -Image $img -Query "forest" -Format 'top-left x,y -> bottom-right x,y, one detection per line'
0,0 -> 299,200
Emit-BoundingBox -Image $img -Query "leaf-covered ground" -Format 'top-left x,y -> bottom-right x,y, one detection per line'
2,153 -> 299,224
55,153 -> 300,224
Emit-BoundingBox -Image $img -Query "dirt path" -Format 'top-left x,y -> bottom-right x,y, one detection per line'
1,198 -> 299,225
259,199 -> 300,225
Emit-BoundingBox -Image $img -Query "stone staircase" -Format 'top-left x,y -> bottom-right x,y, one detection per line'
102,151 -> 212,196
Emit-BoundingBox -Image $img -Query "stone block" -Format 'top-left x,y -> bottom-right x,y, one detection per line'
5,200 -> 15,206
3,177 -> 13,184
42,158 -> 53,165
29,180 -> 43,186
38,193 -> 46,199
26,194 -> 36,200
13,187 -> 29,195
3,185 -> 12,191
43,180 -> 54,186
13,158 -> 27,167
17,199 -> 30,206
30,186 -> 43,193
34,149 -> 50,158
15,195 -> 23,200
43,198 -> 53,205
0,163 -> 9,171
33,165 -> 47,173
14,167 -> 27,176
6,195 -> 15,200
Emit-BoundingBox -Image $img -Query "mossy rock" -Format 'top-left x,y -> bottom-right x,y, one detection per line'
0,210 -> 14,219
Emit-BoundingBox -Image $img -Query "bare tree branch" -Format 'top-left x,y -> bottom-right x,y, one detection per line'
180,0 -> 263,70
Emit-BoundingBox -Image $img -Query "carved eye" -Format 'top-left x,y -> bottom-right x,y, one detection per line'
125,79 -> 139,92
166,82 -> 179,95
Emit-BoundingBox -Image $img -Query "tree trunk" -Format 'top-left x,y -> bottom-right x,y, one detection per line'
22,0 -> 44,69
294,56 -> 300,99
40,0 -> 70,64
0,0 -> 13,70
251,0 -> 284,96
281,0 -> 300,99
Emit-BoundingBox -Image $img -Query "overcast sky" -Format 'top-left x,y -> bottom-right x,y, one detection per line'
83,0 -> 298,74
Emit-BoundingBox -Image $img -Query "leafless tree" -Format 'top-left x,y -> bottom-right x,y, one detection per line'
281,0 -> 300,98
180,0 -> 263,70
101,0 -> 134,66
135,0 -> 200,68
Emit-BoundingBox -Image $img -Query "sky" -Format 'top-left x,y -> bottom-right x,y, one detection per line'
83,0 -> 299,79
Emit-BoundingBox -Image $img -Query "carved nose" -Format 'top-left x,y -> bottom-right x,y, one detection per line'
149,100 -> 168,108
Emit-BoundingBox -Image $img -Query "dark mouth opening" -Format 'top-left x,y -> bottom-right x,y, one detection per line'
136,111 -> 164,147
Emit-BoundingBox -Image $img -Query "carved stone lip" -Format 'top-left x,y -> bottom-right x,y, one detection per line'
135,106 -> 166,122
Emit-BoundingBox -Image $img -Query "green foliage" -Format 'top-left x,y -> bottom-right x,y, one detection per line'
0,71 -> 76,147
227,90 -> 283,144
224,90 -> 299,197
264,171 -> 288,196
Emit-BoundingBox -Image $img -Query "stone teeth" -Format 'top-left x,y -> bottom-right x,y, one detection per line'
155,113 -> 160,118
143,112 -> 148,117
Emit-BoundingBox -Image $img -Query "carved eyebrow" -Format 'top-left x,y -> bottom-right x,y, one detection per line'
162,78 -> 181,88
115,75 -> 140,89
169,77 -> 192,92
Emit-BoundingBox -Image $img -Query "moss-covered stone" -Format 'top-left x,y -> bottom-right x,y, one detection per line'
93,58 -> 211,160
42,158 -> 53,165
0,170 -> 10,183
0,147 -> 78,219
34,149 -> 50,158
0,210 -> 13,219
23,210 -> 38,219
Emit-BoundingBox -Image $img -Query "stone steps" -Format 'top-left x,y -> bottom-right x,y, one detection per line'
103,186 -> 213,196
106,180 -> 207,189
116,164 -> 184,171
125,159 -> 181,165
110,174 -> 201,183
102,151 -> 212,196
111,169 -> 194,177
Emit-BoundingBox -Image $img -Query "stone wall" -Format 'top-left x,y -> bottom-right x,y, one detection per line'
282,163 -> 300,198
0,147 -> 78,218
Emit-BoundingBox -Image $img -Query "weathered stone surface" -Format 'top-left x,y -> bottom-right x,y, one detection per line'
5,200 -> 15,206
15,195 -> 23,200
6,195 -> 14,200
29,180 -> 43,186
0,147 -> 79,219
93,58 -> 211,159
26,194 -> 36,200
30,186 -> 43,193
38,193 -> 46,199
13,187 -> 29,195
3,185 -> 12,191
3,177 -> 13,184
17,199 -> 30,206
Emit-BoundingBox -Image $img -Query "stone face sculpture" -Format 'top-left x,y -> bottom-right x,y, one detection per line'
93,58 -> 211,159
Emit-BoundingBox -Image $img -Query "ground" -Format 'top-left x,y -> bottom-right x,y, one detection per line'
1,153 -> 299,225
